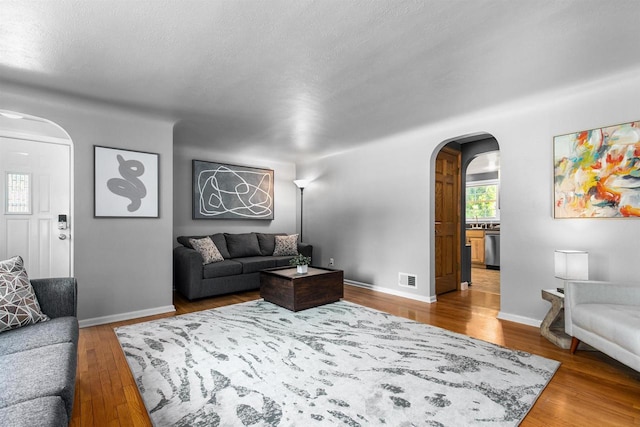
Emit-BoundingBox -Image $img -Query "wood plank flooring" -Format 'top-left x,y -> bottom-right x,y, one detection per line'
70,284 -> 640,426
470,266 -> 500,294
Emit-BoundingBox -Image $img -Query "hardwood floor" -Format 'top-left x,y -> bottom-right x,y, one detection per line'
70,285 -> 640,426
470,266 -> 500,295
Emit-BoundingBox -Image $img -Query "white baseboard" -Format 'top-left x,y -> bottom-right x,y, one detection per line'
497,311 -> 541,328
79,305 -> 176,328
345,280 -> 437,304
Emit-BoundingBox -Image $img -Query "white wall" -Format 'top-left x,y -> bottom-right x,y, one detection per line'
299,142 -> 433,301
298,68 -> 640,325
1,84 -> 175,325
172,142 -> 298,242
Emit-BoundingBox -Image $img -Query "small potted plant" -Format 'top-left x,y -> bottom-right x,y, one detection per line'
289,254 -> 311,274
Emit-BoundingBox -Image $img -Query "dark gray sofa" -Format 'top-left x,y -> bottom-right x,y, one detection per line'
174,232 -> 312,300
0,278 -> 78,427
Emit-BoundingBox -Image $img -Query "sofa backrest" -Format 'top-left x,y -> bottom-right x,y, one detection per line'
256,233 -> 287,256
223,233 -> 263,258
177,232 -> 295,259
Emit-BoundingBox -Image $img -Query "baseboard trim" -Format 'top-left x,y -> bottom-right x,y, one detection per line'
497,311 -> 541,328
79,305 -> 176,328
345,280 -> 436,304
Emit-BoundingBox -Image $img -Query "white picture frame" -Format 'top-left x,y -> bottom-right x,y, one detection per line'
94,146 -> 159,218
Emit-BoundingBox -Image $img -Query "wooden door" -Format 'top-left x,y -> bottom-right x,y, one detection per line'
435,147 -> 460,294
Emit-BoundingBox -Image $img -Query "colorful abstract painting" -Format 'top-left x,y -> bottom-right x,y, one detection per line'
554,120 -> 640,218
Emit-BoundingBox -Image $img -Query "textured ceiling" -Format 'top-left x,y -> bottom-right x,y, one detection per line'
1,0 -> 640,161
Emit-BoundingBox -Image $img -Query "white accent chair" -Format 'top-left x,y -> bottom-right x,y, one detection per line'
564,280 -> 640,372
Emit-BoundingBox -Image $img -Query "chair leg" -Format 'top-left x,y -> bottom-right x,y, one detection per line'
570,337 -> 580,354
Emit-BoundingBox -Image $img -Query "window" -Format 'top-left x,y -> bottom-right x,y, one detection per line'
466,180 -> 499,220
5,172 -> 31,214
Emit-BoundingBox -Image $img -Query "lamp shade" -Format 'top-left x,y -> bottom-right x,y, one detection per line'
554,250 -> 589,280
294,179 -> 309,189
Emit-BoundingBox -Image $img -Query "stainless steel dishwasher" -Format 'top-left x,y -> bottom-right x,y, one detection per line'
485,231 -> 500,270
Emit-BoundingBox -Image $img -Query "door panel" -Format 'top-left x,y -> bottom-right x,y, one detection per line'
39,218 -> 52,274
435,147 -> 460,295
6,219 -> 29,261
0,137 -> 71,278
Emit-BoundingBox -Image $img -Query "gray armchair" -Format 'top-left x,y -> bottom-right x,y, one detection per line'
564,280 -> 640,372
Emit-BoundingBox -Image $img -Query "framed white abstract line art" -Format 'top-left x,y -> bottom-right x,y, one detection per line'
192,160 -> 274,220
94,146 -> 159,218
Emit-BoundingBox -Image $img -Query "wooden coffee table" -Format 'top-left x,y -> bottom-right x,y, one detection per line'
260,266 -> 344,312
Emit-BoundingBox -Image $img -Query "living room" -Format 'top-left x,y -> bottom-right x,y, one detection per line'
1,1 -> 639,426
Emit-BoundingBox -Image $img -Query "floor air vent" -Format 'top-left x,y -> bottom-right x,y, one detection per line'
399,273 -> 417,288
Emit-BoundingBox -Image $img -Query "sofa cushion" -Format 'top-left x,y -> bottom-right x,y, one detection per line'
0,396 -> 68,427
0,342 -> 76,417
210,233 -> 231,259
273,234 -> 299,256
573,303 -> 640,356
234,257 -> 277,274
189,237 -> 224,265
0,256 -> 49,332
0,317 -> 78,357
177,235 -> 206,249
256,233 -> 287,256
224,233 -> 262,258
177,234 -> 231,259
202,260 -> 244,279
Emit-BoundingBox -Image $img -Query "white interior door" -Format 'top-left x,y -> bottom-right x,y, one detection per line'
0,137 -> 71,278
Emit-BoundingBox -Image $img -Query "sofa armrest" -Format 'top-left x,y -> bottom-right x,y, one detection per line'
565,280 -> 640,335
297,243 -> 313,259
174,246 -> 205,300
30,277 -> 77,319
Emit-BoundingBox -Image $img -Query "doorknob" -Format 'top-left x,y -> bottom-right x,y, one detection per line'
58,234 -> 67,240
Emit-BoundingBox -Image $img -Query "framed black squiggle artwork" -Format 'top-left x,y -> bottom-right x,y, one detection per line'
94,145 -> 159,218
192,160 -> 274,220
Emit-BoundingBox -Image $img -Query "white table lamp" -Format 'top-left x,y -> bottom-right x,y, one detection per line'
554,250 -> 589,293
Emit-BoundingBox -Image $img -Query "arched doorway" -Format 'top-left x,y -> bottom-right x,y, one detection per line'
465,150 -> 500,295
0,110 -> 74,278
433,133 -> 501,299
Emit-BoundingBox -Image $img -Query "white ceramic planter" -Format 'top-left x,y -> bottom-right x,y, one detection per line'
297,265 -> 308,274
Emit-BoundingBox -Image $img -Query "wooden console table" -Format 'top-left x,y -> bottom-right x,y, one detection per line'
540,289 -> 572,349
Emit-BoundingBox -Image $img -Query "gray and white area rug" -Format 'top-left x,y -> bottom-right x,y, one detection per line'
115,300 -> 559,426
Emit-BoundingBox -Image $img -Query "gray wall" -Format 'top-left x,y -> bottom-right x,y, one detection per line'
298,69 -> 640,325
298,138 -> 434,301
1,84 -> 175,324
